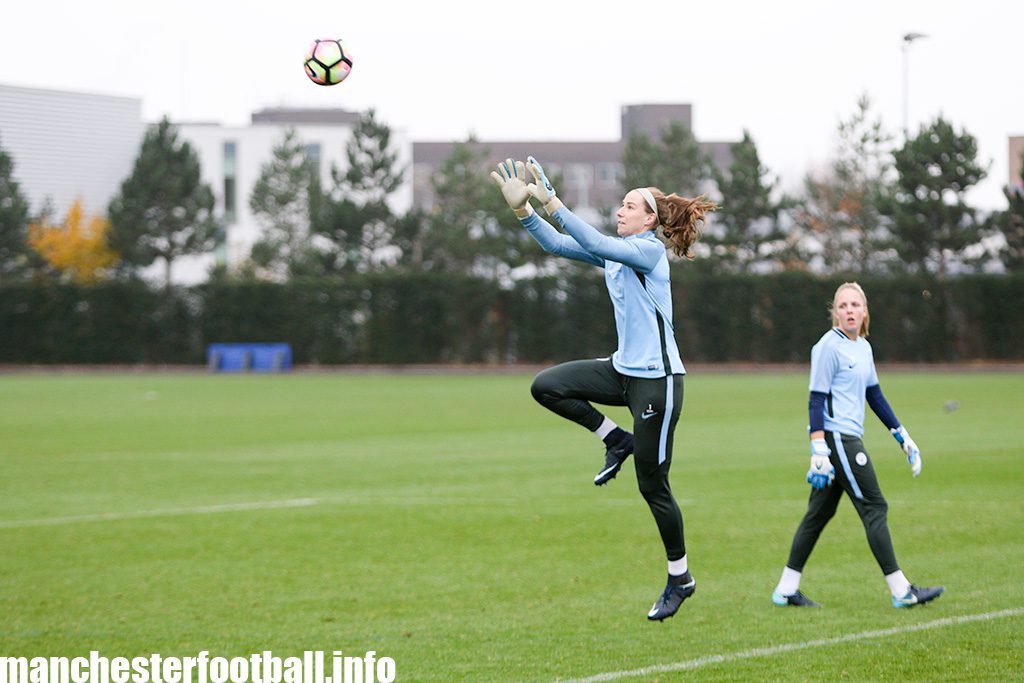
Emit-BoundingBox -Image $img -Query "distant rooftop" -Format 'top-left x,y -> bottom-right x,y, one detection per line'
413,141 -> 623,165
0,82 -> 141,105
250,107 -> 361,125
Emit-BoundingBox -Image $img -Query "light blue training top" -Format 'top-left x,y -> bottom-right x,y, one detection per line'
520,207 -> 685,378
809,327 -> 880,437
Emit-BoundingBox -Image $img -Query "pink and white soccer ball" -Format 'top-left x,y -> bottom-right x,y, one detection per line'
303,39 -> 353,86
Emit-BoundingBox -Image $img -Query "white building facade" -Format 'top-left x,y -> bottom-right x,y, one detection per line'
0,85 -> 414,284
0,83 -> 144,221
174,110 -> 413,283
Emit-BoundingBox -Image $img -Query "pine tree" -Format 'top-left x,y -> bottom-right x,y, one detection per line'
622,121 -> 707,197
248,128 -> 320,279
796,95 -> 895,274
339,108 -> 404,202
707,130 -> 788,273
997,150 -> 1024,272
0,138 -> 33,283
424,138 -> 540,279
314,109 -> 404,273
886,117 -> 988,277
108,118 -> 219,288
422,139 -> 497,274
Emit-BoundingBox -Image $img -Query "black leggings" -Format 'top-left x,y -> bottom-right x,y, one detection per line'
530,358 -> 687,560
786,432 -> 900,575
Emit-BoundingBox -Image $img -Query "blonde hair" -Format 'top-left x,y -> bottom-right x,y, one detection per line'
829,282 -> 870,338
643,188 -> 718,259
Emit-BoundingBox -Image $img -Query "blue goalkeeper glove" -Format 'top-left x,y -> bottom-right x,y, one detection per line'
891,425 -> 922,477
806,438 -> 835,490
526,156 -> 564,214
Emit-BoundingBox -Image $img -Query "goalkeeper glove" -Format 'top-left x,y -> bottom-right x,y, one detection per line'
806,438 -> 835,490
526,156 -> 564,214
891,425 -> 922,477
489,158 -> 531,215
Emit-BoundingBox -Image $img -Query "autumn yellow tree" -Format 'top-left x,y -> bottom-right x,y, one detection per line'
28,199 -> 118,283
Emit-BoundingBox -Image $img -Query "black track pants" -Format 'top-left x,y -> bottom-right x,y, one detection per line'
786,432 -> 900,576
530,358 -> 687,560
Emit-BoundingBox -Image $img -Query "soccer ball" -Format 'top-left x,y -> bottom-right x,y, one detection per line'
303,39 -> 353,86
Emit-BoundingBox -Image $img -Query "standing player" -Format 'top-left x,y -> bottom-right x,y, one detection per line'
490,157 -> 717,621
772,282 -> 944,609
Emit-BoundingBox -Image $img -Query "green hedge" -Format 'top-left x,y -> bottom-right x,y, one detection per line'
1,273 -> 1021,365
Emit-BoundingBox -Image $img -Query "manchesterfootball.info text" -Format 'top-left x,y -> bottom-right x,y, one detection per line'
0,651 -> 397,683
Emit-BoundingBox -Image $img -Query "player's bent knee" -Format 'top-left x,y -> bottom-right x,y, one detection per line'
530,373 -> 558,406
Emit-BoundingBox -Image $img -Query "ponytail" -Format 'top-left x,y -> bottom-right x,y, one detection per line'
648,189 -> 718,259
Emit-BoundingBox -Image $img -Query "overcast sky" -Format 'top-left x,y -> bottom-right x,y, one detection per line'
1,0 -> 1020,208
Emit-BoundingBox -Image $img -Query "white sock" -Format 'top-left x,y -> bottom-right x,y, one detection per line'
885,570 -> 911,598
594,417 -> 617,441
775,566 -> 802,596
668,555 -> 688,576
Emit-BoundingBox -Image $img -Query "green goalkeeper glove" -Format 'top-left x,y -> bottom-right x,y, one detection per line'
489,158 -> 531,215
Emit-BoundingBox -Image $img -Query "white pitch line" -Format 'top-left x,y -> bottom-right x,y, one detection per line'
557,607 -> 1024,683
0,495 -> 539,528
0,498 -> 321,528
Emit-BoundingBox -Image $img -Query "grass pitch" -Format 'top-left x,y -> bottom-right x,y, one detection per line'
1,370 -> 1022,681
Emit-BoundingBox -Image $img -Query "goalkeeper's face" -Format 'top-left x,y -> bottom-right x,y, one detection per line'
833,287 -> 868,339
616,190 -> 657,237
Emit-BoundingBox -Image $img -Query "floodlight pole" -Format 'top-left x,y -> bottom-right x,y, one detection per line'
902,32 -> 928,139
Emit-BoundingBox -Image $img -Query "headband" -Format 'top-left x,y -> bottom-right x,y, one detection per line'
635,188 -> 659,222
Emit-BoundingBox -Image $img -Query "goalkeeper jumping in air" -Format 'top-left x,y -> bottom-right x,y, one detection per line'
490,157 -> 716,621
772,282 -> 944,609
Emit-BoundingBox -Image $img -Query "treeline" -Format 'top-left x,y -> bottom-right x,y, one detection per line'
2,96 -> 1024,288
2,95 -> 1024,365
1,273 -> 1020,365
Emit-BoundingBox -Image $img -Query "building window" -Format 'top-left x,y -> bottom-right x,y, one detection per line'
598,163 -> 624,186
223,141 -> 237,226
306,143 -> 321,179
566,164 -> 592,186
